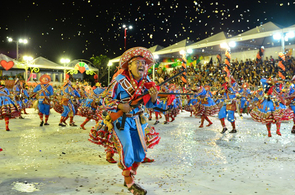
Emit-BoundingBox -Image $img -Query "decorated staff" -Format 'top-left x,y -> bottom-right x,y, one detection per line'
224,50 -> 231,76
33,74 -> 54,126
180,55 -> 187,84
278,52 -> 286,80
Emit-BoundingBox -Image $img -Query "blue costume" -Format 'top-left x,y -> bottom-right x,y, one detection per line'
174,89 -> 182,110
186,93 -> 199,116
157,85 -> 172,124
219,81 -> 238,133
288,84 -> 295,114
91,46 -> 159,194
0,84 -> 20,131
22,88 -> 30,109
250,78 -> 292,137
77,87 -> 105,130
13,84 -> 25,110
106,74 -> 159,169
193,86 -> 219,127
59,82 -> 81,126
33,83 -> 54,125
94,87 -> 105,95
250,88 -> 263,106
287,83 -> 295,134
14,83 -> 30,115
238,86 -> 251,114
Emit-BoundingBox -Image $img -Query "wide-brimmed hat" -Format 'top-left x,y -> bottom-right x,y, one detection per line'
40,74 -> 51,84
119,47 -> 155,70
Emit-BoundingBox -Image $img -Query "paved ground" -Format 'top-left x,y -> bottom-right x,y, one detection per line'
1,108 -> 295,195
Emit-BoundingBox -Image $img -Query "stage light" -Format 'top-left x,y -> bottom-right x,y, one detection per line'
187,49 -> 193,54
229,41 -> 236,48
273,33 -> 282,40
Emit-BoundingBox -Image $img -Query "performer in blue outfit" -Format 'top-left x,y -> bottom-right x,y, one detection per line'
93,82 -> 105,95
186,85 -> 199,117
13,79 -> 25,119
250,77 -> 292,137
248,87 -> 263,113
101,47 -> 159,194
59,80 -> 81,127
287,75 -> 295,134
174,86 -> 183,113
158,84 -> 173,124
0,80 -> 20,131
193,85 -> 219,127
21,83 -> 30,114
219,76 -> 239,134
33,74 -> 54,126
238,82 -> 251,116
77,85 -> 104,130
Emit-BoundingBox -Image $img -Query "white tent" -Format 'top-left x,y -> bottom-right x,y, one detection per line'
0,54 -> 98,83
31,56 -> 64,69
148,45 -> 164,53
0,54 -> 19,69
0,54 -> 17,64
154,39 -> 192,55
1,54 -> 98,71
108,22 -> 295,62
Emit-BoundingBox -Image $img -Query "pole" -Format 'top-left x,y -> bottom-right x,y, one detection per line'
108,65 -> 110,85
25,67 -> 28,83
124,28 -> 127,51
63,63 -> 66,82
16,41 -> 19,60
281,34 -> 285,52
152,64 -> 155,82
64,69 -> 66,82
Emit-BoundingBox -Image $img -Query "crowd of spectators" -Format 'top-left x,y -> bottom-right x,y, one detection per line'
0,74 -> 24,81
149,55 -> 295,89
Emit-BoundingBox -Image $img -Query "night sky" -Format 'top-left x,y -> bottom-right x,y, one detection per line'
1,0 -> 295,63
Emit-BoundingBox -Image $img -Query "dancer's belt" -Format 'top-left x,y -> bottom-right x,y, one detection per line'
125,111 -> 143,117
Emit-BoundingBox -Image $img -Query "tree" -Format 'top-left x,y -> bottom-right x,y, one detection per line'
90,54 -> 111,86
